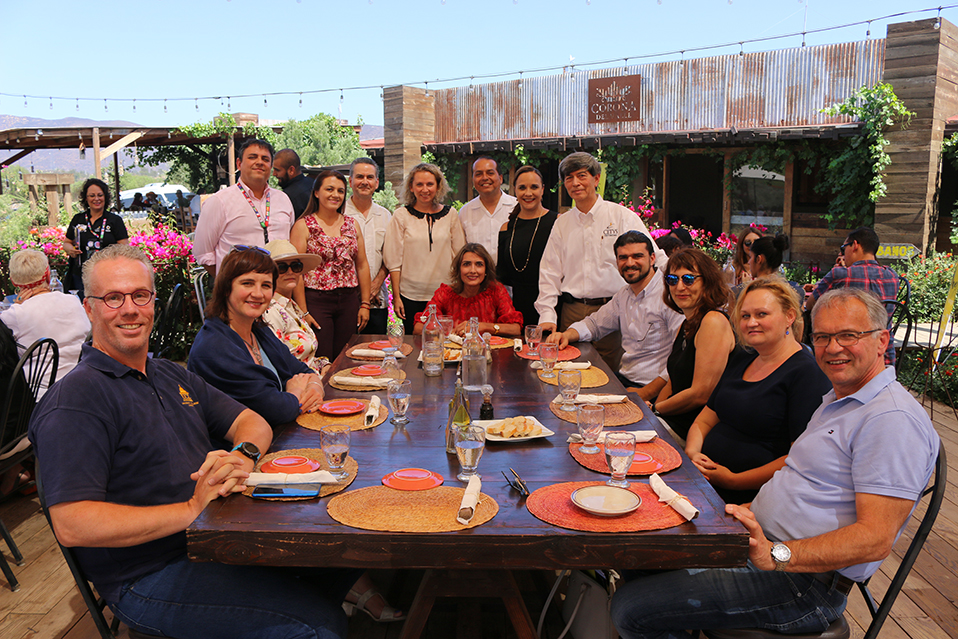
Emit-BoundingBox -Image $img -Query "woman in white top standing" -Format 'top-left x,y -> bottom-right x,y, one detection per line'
383,163 -> 466,334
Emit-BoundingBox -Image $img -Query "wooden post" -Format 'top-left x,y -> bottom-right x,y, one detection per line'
722,152 -> 732,235
93,128 -> 102,180
783,160 -> 795,258
113,152 -> 121,207
46,186 -> 60,226
662,155 -> 671,224
228,135 -> 236,186
62,186 -> 73,223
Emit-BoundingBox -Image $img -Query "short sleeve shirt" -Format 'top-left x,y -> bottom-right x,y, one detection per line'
66,211 -> 129,262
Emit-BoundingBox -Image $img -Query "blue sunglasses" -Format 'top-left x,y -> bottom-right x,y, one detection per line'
664,273 -> 699,287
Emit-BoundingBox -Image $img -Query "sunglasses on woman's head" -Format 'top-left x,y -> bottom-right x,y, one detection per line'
664,273 -> 699,287
276,260 -> 304,274
232,245 -> 270,256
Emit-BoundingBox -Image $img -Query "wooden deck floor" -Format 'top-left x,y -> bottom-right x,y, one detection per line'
1,394 -> 955,639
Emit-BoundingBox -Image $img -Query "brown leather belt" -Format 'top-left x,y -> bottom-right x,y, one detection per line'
561,292 -> 612,306
812,571 -> 855,595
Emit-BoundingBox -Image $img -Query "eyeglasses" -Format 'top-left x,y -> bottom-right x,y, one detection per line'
743,239 -> 754,248
664,273 -> 699,287
232,245 -> 270,256
87,289 -> 155,309
839,242 -> 852,252
811,329 -> 883,348
276,260 -> 304,274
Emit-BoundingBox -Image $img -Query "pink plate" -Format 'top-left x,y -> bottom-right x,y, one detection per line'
382,468 -> 444,491
319,399 -> 366,416
260,456 -> 322,474
353,364 -> 385,376
368,340 -> 392,350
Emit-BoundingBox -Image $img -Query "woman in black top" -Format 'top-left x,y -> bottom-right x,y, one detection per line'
64,178 -> 129,297
496,166 -> 558,325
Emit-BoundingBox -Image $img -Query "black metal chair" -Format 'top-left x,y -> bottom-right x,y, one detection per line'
151,283 -> 185,360
192,267 -> 208,313
0,337 -> 58,591
703,447 -> 947,639
885,300 -> 913,374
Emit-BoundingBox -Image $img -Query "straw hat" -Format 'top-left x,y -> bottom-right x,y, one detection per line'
264,239 -> 322,273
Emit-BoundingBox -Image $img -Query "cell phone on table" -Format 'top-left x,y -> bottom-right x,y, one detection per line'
251,485 -> 321,499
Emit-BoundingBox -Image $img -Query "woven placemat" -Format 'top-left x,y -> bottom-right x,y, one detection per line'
537,367 -> 609,388
242,447 -> 357,501
346,342 -> 414,361
549,396 -> 645,426
326,485 -> 499,532
296,400 -> 388,432
329,366 -> 406,391
569,439 -> 682,476
516,344 -> 581,361
526,481 -> 686,533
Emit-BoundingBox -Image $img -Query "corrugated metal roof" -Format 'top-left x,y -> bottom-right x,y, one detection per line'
433,39 -> 885,143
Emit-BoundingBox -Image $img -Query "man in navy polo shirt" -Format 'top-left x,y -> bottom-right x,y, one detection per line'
29,244 -> 352,639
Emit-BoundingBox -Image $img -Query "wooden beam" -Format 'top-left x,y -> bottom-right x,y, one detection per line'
0,148 -> 36,167
113,153 -> 121,207
93,128 -> 102,180
228,136 -> 236,187
99,131 -> 144,159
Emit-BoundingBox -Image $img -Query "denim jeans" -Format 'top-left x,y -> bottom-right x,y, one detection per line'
111,556 -> 361,639
609,562 -> 848,639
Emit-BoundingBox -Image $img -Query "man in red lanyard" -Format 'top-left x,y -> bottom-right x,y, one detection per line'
193,138 -> 295,277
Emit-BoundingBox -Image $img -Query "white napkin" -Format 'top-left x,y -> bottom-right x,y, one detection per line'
446,334 -> 464,346
246,470 -> 338,486
456,475 -> 482,524
567,430 -> 657,443
352,348 -> 406,359
513,338 -> 523,351
531,361 -> 591,370
332,375 -> 391,388
365,395 -> 381,426
650,473 -> 698,521
552,394 -> 627,404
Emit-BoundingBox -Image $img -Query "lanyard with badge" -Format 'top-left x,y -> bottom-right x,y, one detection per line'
79,213 -> 108,262
237,183 -> 270,243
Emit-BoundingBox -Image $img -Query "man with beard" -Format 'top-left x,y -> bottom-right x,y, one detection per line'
546,231 -> 683,399
272,149 -> 314,220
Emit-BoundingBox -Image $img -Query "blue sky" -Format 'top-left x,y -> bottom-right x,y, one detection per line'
1,0 -> 954,128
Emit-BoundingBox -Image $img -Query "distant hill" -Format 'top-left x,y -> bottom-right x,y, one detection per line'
0,114 -> 141,130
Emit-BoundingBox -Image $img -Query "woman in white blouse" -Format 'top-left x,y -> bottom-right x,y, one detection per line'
383,163 -> 466,334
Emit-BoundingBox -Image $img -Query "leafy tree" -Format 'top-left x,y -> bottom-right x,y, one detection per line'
272,113 -> 366,167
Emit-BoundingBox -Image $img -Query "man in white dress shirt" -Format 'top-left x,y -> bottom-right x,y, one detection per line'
535,152 -> 666,370
546,231 -> 683,399
192,138 -> 294,277
344,157 -> 392,335
457,157 -> 517,263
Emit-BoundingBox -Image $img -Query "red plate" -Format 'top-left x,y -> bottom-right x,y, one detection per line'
353,364 -> 385,376
260,455 -> 322,474
382,468 -> 444,491
489,336 -> 509,346
368,340 -> 392,350
319,399 -> 366,416
629,452 -> 663,474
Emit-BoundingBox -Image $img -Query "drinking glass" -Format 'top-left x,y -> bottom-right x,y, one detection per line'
387,380 -> 412,425
422,341 -> 443,377
320,426 -> 350,480
455,425 -> 486,482
539,342 -> 558,378
439,315 -> 454,341
557,369 -> 582,411
388,323 -> 404,350
576,403 -> 605,454
604,432 -> 636,488
524,324 -> 542,358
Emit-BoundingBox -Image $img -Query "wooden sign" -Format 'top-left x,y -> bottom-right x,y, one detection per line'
876,243 -> 919,260
588,75 -> 642,124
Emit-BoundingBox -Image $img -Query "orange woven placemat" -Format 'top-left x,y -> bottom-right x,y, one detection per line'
549,397 -> 645,426
297,400 -> 388,432
242,447 -> 356,501
517,344 -> 581,361
568,439 -> 682,476
537,367 -> 609,388
526,481 -> 686,533
346,342 -> 414,360
326,485 -> 499,532
329,367 -> 406,391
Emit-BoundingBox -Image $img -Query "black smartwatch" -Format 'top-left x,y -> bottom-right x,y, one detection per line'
231,442 -> 261,463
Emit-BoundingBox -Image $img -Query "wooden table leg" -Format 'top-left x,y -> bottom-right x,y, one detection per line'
399,570 -> 437,639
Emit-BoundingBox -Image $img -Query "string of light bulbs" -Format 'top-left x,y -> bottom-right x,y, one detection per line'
2,4 -> 954,113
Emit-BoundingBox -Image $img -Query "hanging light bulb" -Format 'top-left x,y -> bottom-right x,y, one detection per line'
104,99 -> 108,112
264,96 -> 268,107
299,93 -> 303,107
49,97 -> 53,110
227,96 -> 231,110
133,99 -> 136,113
23,95 -> 27,108
195,98 -> 199,111
866,20 -> 871,39
425,81 -> 429,97
76,98 -> 80,112
164,99 -> 168,113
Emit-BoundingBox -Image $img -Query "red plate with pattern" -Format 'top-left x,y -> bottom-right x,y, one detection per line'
319,399 -> 367,416
260,456 -> 322,474
368,340 -> 392,350
353,364 -> 385,376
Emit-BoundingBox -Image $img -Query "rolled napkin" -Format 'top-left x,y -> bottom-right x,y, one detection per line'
352,348 -> 406,359
246,470 -> 338,486
513,338 -> 523,351
446,334 -> 464,346
567,430 -> 657,443
552,394 -> 627,404
332,375 -> 391,388
365,395 -> 382,426
649,473 -> 698,520
531,361 -> 591,370
456,475 -> 482,524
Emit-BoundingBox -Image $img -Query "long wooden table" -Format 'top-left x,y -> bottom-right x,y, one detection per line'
188,335 -> 748,637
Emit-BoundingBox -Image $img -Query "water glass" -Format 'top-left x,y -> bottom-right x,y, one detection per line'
455,425 -> 486,482
388,323 -> 404,350
422,341 -> 443,377
439,315 -> 454,341
320,426 -> 350,480
539,342 -> 558,378
387,379 -> 412,425
558,369 -> 581,411
576,403 -> 605,454
604,432 -> 636,488
524,324 -> 542,358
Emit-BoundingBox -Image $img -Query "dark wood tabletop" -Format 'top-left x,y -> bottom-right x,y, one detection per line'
187,335 -> 748,571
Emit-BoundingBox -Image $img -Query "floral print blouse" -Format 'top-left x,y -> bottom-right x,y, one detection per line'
262,293 -> 329,374
303,215 -> 359,291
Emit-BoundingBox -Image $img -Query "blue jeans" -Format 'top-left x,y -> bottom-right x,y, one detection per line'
111,556 -> 360,639
610,562 -> 848,639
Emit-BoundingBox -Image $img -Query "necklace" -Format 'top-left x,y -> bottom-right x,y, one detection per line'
240,331 -> 263,365
509,210 -> 544,273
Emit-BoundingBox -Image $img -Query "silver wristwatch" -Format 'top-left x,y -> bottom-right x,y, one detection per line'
770,542 -> 791,571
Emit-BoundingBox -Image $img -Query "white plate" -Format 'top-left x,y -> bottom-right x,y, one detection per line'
475,416 -> 554,442
571,485 -> 641,516
416,349 -> 462,363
